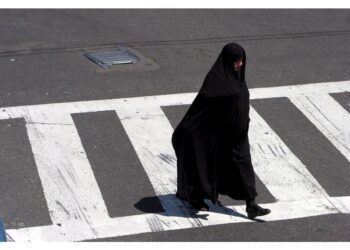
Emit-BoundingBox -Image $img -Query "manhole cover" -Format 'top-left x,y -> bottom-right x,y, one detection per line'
84,46 -> 140,68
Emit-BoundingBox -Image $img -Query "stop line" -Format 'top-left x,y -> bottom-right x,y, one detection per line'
1,80 -> 350,241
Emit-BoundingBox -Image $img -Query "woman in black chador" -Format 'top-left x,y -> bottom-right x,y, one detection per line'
171,42 -> 271,219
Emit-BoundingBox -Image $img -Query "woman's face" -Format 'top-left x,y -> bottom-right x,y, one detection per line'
233,58 -> 243,72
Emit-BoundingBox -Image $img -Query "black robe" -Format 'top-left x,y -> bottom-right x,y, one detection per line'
171,43 -> 258,204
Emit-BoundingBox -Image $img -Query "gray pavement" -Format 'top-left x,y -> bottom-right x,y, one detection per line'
0,9 -> 350,241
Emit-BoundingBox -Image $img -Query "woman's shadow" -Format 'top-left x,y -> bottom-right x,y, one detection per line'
134,194 -> 265,222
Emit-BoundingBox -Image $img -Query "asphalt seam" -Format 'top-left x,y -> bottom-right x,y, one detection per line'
1,29 -> 350,57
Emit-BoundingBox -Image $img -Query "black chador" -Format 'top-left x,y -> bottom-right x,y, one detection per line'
171,43 -> 271,218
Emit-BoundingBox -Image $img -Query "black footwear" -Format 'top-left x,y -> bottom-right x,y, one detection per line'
189,200 -> 209,211
246,204 -> 271,219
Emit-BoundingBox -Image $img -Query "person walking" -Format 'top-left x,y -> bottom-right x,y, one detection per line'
171,42 -> 271,219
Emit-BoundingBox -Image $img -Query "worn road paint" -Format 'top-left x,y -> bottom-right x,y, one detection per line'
289,92 -> 350,162
249,107 -> 332,201
4,197 -> 350,241
1,80 -> 350,241
25,113 -> 110,231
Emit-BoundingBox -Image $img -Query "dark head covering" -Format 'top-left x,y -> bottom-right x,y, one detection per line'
198,42 -> 246,98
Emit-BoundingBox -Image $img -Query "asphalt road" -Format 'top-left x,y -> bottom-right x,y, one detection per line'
0,9 -> 350,241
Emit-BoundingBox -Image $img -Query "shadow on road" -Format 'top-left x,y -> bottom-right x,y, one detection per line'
134,194 -> 265,223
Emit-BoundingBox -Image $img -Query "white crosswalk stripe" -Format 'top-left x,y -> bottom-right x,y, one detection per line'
1,80 -> 350,241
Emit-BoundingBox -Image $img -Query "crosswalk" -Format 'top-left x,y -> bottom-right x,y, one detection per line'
1,80 -> 350,241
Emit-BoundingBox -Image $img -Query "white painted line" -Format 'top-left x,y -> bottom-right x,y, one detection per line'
116,104 -> 204,228
1,81 -> 350,120
249,80 -> 350,100
5,196 -> 348,242
289,92 -> 350,162
249,107 -> 332,202
1,80 -> 350,241
25,111 -> 110,232
331,196 -> 350,213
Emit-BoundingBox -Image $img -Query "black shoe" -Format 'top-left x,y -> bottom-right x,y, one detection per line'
246,204 -> 271,219
189,200 -> 209,211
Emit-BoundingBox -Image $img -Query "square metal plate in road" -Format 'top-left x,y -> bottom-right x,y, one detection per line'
84,47 -> 140,68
